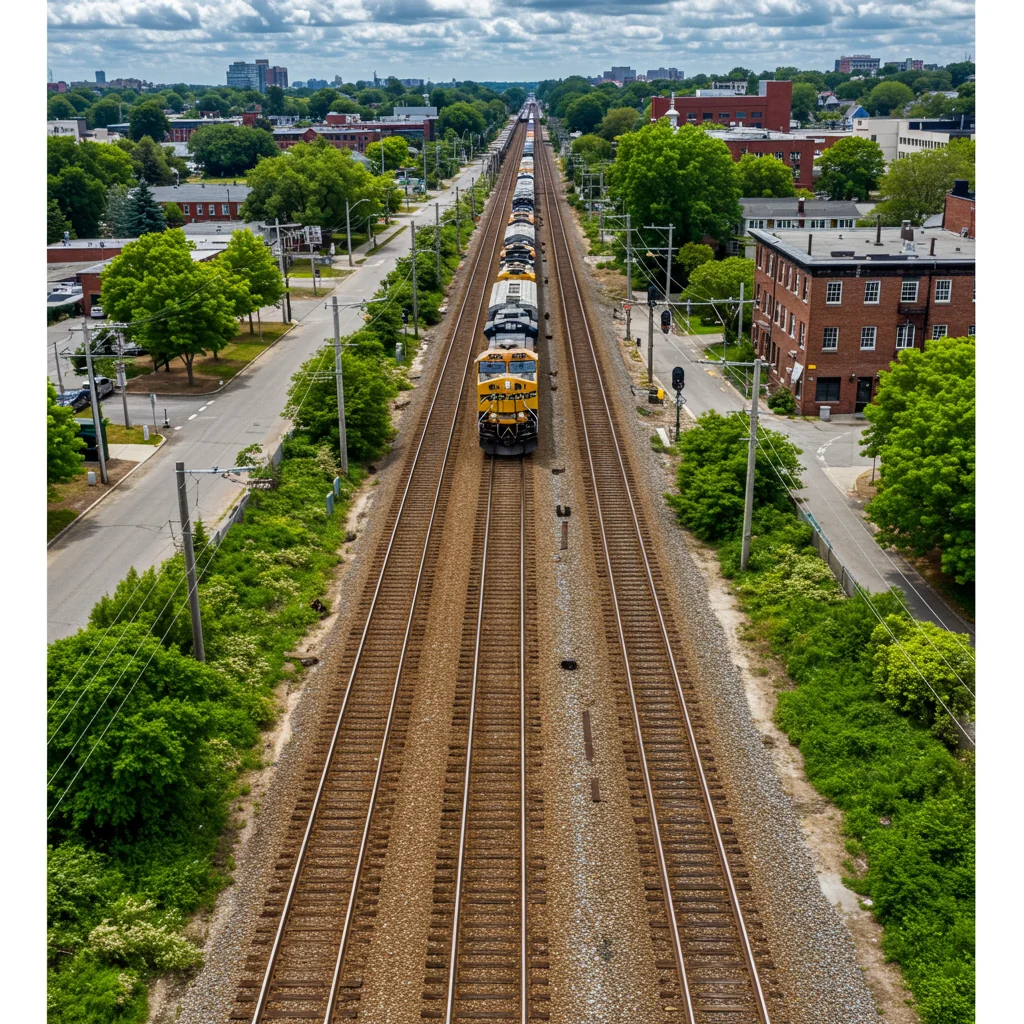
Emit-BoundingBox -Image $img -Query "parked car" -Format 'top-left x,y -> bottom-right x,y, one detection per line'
80,376 -> 114,398
90,305 -> 106,319
55,389 -> 91,412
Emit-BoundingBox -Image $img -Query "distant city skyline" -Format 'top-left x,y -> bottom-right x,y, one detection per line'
46,0 -> 975,87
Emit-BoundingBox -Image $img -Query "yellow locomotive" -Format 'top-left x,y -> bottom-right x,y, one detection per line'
476,348 -> 539,455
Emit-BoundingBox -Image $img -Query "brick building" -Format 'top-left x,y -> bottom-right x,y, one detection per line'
749,225 -> 975,415
273,118 -> 434,154
734,197 -> 861,255
149,184 -> 252,223
651,80 -> 792,133
834,55 -> 880,73
941,180 -> 975,238
713,127 -> 844,185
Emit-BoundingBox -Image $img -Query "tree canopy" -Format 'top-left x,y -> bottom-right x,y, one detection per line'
187,124 -> 279,177
365,136 -> 410,173
597,106 -> 640,141
565,93 -> 607,135
436,101 -> 486,139
862,336 -> 975,584
790,82 -> 819,122
865,81 -> 915,117
733,153 -> 795,198
126,181 -> 166,236
872,139 -> 975,225
128,101 -> 170,143
814,137 -> 885,201
219,229 -> 284,329
47,381 -> 85,497
570,134 -> 613,162
682,257 -> 755,331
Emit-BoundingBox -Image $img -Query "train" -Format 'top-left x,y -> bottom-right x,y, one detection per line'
477,114 -> 540,455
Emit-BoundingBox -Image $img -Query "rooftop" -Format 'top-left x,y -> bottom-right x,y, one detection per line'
713,126 -> 839,142
150,184 -> 252,203
750,226 -> 975,265
740,198 -> 862,218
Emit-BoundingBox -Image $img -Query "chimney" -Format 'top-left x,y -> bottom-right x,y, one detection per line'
951,179 -> 970,197
875,214 -> 882,246
807,233 -> 813,254
797,198 -> 804,215
930,237 -> 936,256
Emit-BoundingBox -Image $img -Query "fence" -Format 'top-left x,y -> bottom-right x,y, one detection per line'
791,500 -> 859,598
211,439 -> 285,547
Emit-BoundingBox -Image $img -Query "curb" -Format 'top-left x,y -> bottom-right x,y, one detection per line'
47,437 -> 167,550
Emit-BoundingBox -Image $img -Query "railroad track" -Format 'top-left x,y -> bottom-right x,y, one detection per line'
231,122 -> 527,1024
421,457 -> 548,1022
535,122 -> 784,1024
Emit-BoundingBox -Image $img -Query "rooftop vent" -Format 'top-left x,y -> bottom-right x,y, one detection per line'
830,250 -> 855,257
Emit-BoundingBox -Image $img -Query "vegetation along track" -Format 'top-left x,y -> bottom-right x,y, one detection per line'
421,456 -> 548,1022
535,123 -> 785,1024
230,121 -> 527,1024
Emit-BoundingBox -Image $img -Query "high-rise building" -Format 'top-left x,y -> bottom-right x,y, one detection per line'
834,55 -> 881,74
265,65 -> 289,88
95,70 -> 106,84
647,67 -> 683,82
604,66 -> 637,83
227,60 -> 270,93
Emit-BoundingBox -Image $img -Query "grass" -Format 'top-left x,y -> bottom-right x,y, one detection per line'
286,285 -> 333,300
289,266 -> 355,280
364,224 -> 408,257
47,508 -> 79,541
103,424 -> 163,445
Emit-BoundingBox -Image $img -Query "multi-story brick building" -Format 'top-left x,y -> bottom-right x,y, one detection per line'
272,118 -> 434,154
713,126 -> 844,185
149,184 -> 252,224
651,80 -> 792,133
942,180 -> 975,238
834,55 -> 880,73
749,225 -> 975,415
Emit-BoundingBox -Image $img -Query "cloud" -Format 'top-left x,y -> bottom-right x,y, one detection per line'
46,0 -> 975,84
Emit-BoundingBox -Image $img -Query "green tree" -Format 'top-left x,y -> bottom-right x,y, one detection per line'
569,134 -> 613,162
502,86 -> 526,110
865,81 -> 915,116
872,139 -> 975,225
597,106 -> 640,141
47,381 -> 86,496
100,230 -> 241,385
284,345 -> 399,462
265,84 -> 285,115
676,242 -> 715,285
103,183 -> 134,236
611,121 -> 741,246
128,101 -> 170,142
365,136 -> 410,173
88,98 -> 122,129
307,88 -> 340,121
128,135 -> 177,186
197,92 -> 230,117
164,202 -> 184,229
906,94 -> 954,119
944,61 -> 975,87
436,101 -> 486,138
682,257 -> 755,333
219,229 -> 284,332
565,93 -> 606,135
733,153 -> 795,198
790,82 -> 819,122
49,166 -> 107,238
126,181 -> 166,235
814,137 -> 885,200
187,124 -> 279,177
48,95 -> 77,120
862,336 -> 975,583
834,80 -> 867,101
48,199 -> 71,244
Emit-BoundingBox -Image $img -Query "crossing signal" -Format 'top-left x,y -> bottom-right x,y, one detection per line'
672,366 -> 685,392
660,310 -> 672,334
647,283 -> 659,307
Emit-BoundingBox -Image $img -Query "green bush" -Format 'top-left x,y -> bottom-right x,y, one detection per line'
766,387 -> 796,415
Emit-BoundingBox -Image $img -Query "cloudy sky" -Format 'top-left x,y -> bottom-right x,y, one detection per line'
46,0 -> 976,86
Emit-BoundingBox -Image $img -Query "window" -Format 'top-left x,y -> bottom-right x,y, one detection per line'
774,151 -> 784,160
896,324 -> 916,348
931,325 -> 948,339
802,276 -> 808,301
789,313 -> 795,337
793,168 -> 801,180
822,327 -> 839,350
900,279 -> 919,303
755,283 -> 761,301
809,218 -> 826,229
826,281 -> 842,304
702,112 -> 713,121
777,219 -> 794,228
798,321 -> 805,348
735,110 -> 746,118
748,219 -> 765,229
718,112 -> 730,120
793,273 -> 799,294
969,324 -> 975,335
756,245 -> 762,268
751,110 -> 763,117
767,254 -> 774,275
934,279 -> 951,303
785,265 -> 791,288
789,151 -> 801,161
870,133 -> 877,142
222,203 -> 230,215
815,377 -> 841,402
860,327 -> 877,350
863,280 -> 880,304
183,204 -> 190,214
687,112 -> 697,121
196,204 -> 204,216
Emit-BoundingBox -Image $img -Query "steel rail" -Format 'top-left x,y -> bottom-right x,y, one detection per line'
538,137 -> 773,1024
248,126 -> 524,1024
518,455 -> 526,1024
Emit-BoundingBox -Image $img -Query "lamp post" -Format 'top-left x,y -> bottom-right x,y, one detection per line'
345,197 -> 374,268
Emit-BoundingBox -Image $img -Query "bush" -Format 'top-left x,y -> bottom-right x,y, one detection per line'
766,387 -> 796,415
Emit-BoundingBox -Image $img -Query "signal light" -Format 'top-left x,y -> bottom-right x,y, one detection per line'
660,310 -> 671,334
672,366 -> 685,392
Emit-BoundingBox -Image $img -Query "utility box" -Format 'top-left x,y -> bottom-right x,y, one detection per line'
75,418 -> 109,461
819,405 -> 831,422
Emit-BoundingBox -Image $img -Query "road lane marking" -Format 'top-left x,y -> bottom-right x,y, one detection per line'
188,413 -> 197,420
174,425 -> 182,431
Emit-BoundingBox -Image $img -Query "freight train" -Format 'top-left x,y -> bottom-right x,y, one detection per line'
477,113 -> 540,455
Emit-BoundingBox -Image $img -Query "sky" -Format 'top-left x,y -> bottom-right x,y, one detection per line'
45,0 -> 975,86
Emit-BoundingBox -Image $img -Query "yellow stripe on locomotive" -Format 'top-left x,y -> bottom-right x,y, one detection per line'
475,348 -> 539,456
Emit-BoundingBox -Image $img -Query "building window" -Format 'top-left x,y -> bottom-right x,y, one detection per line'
793,273 -> 799,294
934,279 -> 952,303
969,325 -> 975,335
749,219 -> 765,229
900,279 -> 919,303
798,321 -> 805,348
774,151 -> 784,160
183,204 -> 190,215
825,281 -> 842,304
777,219 -> 794,229
896,323 -> 916,348
864,280 -> 880,304
822,327 -> 839,350
789,151 -> 801,161
752,110 -> 763,117
931,324 -> 948,339
718,112 -> 730,120
196,204 -> 204,216
702,112 -> 713,121
802,276 -> 808,301
735,110 -> 746,118
687,112 -> 697,121
793,168 -> 801,180
809,218 -> 825,229
755,283 -> 761,301
222,204 -> 230,215
785,265 -> 791,288
815,377 -> 841,402
860,327 -> 877,350
767,254 -> 774,275
789,313 -> 795,337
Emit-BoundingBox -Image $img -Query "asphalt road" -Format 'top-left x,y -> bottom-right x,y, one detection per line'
47,160 -> 490,642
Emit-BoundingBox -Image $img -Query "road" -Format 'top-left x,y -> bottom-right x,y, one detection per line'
637,311 -> 974,638
47,159 -> 491,643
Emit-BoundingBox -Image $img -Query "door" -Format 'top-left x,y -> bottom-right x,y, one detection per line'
855,376 -> 873,413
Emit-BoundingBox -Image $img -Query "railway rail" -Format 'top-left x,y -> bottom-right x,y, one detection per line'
535,116 -> 784,1024
230,121 -> 527,1024
421,456 -> 548,1022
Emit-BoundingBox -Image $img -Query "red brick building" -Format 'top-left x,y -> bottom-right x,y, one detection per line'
715,128 -> 844,185
942,180 -> 975,238
273,119 -> 434,154
750,226 -> 975,415
150,184 -> 251,223
651,80 -> 793,133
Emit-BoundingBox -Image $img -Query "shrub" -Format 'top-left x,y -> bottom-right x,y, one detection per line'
766,387 -> 797,415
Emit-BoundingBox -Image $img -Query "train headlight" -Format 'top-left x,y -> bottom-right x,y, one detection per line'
517,411 -> 526,420
489,412 -> 498,422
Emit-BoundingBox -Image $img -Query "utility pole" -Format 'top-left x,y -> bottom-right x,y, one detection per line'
116,331 -> 130,428
274,217 -> 290,322
434,201 -> 442,286
54,340 -> 64,395
423,139 -> 428,191
175,461 -> 205,662
470,178 -> 476,219
732,281 -> 744,364
455,186 -> 461,254
647,302 -> 655,387
345,201 -> 353,268
309,237 -> 318,297
740,358 -> 762,571
625,213 -> 632,343
82,320 -> 108,485
665,223 -> 673,302
410,219 -> 419,339
331,296 -> 349,478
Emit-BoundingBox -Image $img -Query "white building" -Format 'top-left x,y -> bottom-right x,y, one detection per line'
851,117 -> 976,162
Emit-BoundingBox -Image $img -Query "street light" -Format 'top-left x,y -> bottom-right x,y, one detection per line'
345,197 -> 375,268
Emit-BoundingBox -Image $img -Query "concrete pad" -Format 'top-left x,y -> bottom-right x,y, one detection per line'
818,872 -> 862,913
107,443 -> 162,464
823,466 -> 867,495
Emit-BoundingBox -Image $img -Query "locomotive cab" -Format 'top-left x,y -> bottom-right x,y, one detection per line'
476,347 -> 539,456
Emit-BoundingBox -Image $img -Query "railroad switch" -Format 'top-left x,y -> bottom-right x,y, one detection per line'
555,504 -> 571,517
560,658 -> 577,671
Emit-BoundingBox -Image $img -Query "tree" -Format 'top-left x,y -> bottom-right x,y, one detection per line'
436,101 -> 486,139
862,336 -> 974,583
790,82 -> 819,122
126,182 -> 166,236
265,84 -> 285,115
48,199 -> 71,244
569,134 -> 613,162
502,86 -> 526,110
187,124 -> 278,177
47,381 -> 86,497
48,95 -> 77,120
128,136 -> 177,186
872,139 -> 975,225
676,242 -> 715,285
834,80 -> 867,101
128,101 -> 169,142
733,153 -> 795,198
365,136 -> 410,173
565,93 -> 606,135
164,202 -> 184,229
88,98 -> 122,129
103,184 -> 134,236
682,258 -> 755,333
219,229 -> 284,332
100,230 -> 241,385
307,88 -> 340,122
814,137 -> 885,201
610,121 -> 741,246
197,92 -> 230,117
598,106 -> 639,141
865,81 -> 915,116
49,166 -> 107,238
944,62 -> 975,88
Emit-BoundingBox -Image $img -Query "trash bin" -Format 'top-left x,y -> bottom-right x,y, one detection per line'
819,405 -> 831,422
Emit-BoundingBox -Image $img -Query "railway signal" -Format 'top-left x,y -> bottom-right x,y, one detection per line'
672,366 -> 685,392
660,309 -> 671,334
